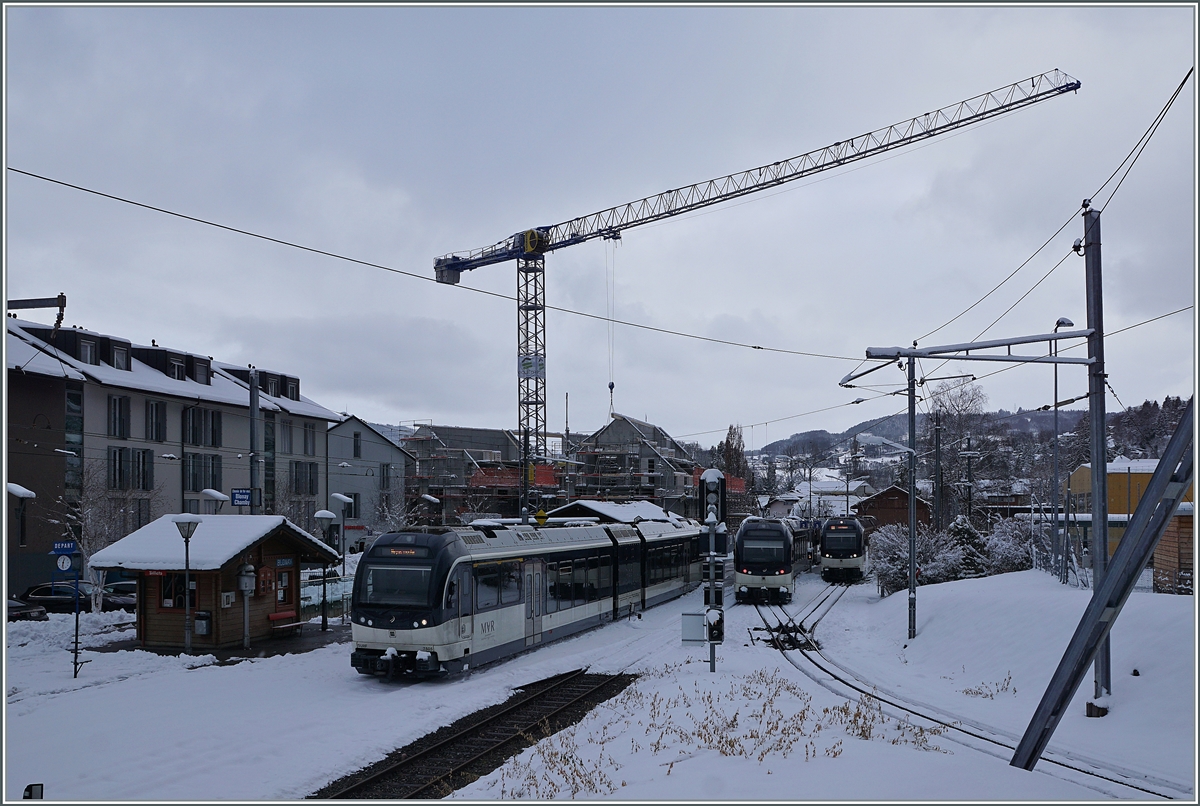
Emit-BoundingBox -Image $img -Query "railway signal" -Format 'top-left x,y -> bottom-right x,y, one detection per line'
706,608 -> 724,644
432,71 -> 1080,460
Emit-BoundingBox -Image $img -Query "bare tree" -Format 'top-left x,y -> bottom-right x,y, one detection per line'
45,457 -> 167,612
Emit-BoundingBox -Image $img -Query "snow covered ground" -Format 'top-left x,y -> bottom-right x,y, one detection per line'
3,569 -> 1194,801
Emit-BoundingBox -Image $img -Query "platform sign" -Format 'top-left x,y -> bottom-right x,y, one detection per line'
534,509 -> 548,526
231,488 -> 252,507
52,540 -> 77,555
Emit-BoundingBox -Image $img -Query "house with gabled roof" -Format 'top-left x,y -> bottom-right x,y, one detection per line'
573,413 -> 697,516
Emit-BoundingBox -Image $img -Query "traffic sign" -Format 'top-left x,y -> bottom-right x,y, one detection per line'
52,540 -> 77,555
534,509 -> 548,526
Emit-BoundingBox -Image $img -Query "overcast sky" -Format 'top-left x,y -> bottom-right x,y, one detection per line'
5,5 -> 1195,450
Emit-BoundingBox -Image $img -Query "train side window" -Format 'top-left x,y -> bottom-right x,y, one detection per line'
500,561 -> 521,605
557,562 -> 573,608
545,563 -> 557,613
599,555 -> 612,596
458,566 -> 472,616
587,556 -> 599,602
475,565 -> 499,610
445,579 -> 457,610
573,559 -> 586,605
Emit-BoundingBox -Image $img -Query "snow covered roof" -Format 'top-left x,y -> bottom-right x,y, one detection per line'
211,362 -> 340,421
546,500 -> 680,524
88,514 -> 339,572
6,326 -> 88,379
1078,458 -> 1165,475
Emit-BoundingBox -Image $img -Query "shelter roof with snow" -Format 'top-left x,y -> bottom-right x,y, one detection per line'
546,500 -> 683,524
89,515 -> 339,572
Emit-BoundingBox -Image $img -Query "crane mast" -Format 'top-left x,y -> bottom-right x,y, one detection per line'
435,69 -> 1080,460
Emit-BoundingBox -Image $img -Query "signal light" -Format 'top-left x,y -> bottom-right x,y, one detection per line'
706,609 -> 724,644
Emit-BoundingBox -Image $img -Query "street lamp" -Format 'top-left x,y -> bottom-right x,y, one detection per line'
201,488 -> 229,514
1052,316 -> 1073,583
315,509 -> 335,632
172,514 -> 202,654
331,492 -> 353,578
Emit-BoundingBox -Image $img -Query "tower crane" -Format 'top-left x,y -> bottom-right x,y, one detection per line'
434,69 -> 1080,460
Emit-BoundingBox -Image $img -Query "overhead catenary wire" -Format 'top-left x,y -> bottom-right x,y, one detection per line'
5,167 -> 869,364
915,66 -> 1194,346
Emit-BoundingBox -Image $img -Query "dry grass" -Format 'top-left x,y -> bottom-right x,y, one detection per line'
483,665 -> 951,799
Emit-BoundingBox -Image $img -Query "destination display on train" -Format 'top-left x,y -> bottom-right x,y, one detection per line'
373,546 -> 430,558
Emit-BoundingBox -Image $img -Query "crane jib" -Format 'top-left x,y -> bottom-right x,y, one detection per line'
433,70 -> 1080,276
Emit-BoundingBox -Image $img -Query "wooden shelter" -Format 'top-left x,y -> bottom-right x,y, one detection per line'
89,514 -> 339,650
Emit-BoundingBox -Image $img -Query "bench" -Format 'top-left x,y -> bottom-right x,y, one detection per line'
268,610 -> 303,638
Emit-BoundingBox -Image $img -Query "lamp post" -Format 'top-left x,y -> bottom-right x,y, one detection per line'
331,492 -> 354,578
1052,317 -> 1073,583
172,514 -> 202,654
315,509 -> 335,632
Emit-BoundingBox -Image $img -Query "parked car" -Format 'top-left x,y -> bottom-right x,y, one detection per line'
103,580 -> 138,599
20,582 -> 136,613
7,597 -> 49,622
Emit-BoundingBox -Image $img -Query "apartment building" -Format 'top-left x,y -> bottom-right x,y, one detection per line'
6,317 -> 338,593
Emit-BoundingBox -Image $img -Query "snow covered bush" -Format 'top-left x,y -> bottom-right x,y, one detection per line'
947,516 -> 989,579
870,524 -> 963,597
985,517 -> 1048,575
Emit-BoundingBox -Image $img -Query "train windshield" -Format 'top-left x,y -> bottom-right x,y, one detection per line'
823,533 -> 858,550
742,538 -> 786,564
359,564 -> 432,607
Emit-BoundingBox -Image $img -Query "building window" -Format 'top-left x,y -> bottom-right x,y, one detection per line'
379,463 -> 391,491
290,461 -> 319,496
183,408 -> 222,447
169,358 -> 186,380
183,453 -> 222,493
160,573 -> 196,610
108,447 -> 131,490
286,380 -> 298,401
133,498 -> 152,529
267,377 -> 279,397
191,359 -> 210,385
65,385 -> 83,497
108,395 -> 130,439
279,420 -> 293,454
79,339 -> 97,365
353,432 -> 362,459
303,422 -> 317,456
132,449 -> 155,491
346,492 -> 360,520
145,400 -> 167,442
112,346 -> 129,371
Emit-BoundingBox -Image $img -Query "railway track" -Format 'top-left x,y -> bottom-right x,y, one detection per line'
754,601 -> 1192,800
315,668 -> 635,799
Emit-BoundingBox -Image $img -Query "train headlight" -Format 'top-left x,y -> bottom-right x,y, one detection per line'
367,619 -> 373,627
413,621 -> 419,628
421,619 -> 428,626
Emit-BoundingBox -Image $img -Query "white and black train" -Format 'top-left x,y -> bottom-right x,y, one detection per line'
818,517 -> 867,581
732,516 -> 816,604
349,518 -> 704,678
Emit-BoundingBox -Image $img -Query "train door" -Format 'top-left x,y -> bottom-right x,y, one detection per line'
524,560 -> 544,647
455,565 -> 473,641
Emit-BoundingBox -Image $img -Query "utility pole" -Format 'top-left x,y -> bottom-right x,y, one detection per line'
933,412 -> 943,531
907,356 -> 917,641
1082,202 -> 1111,707
249,368 -> 260,515
961,436 -> 980,525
